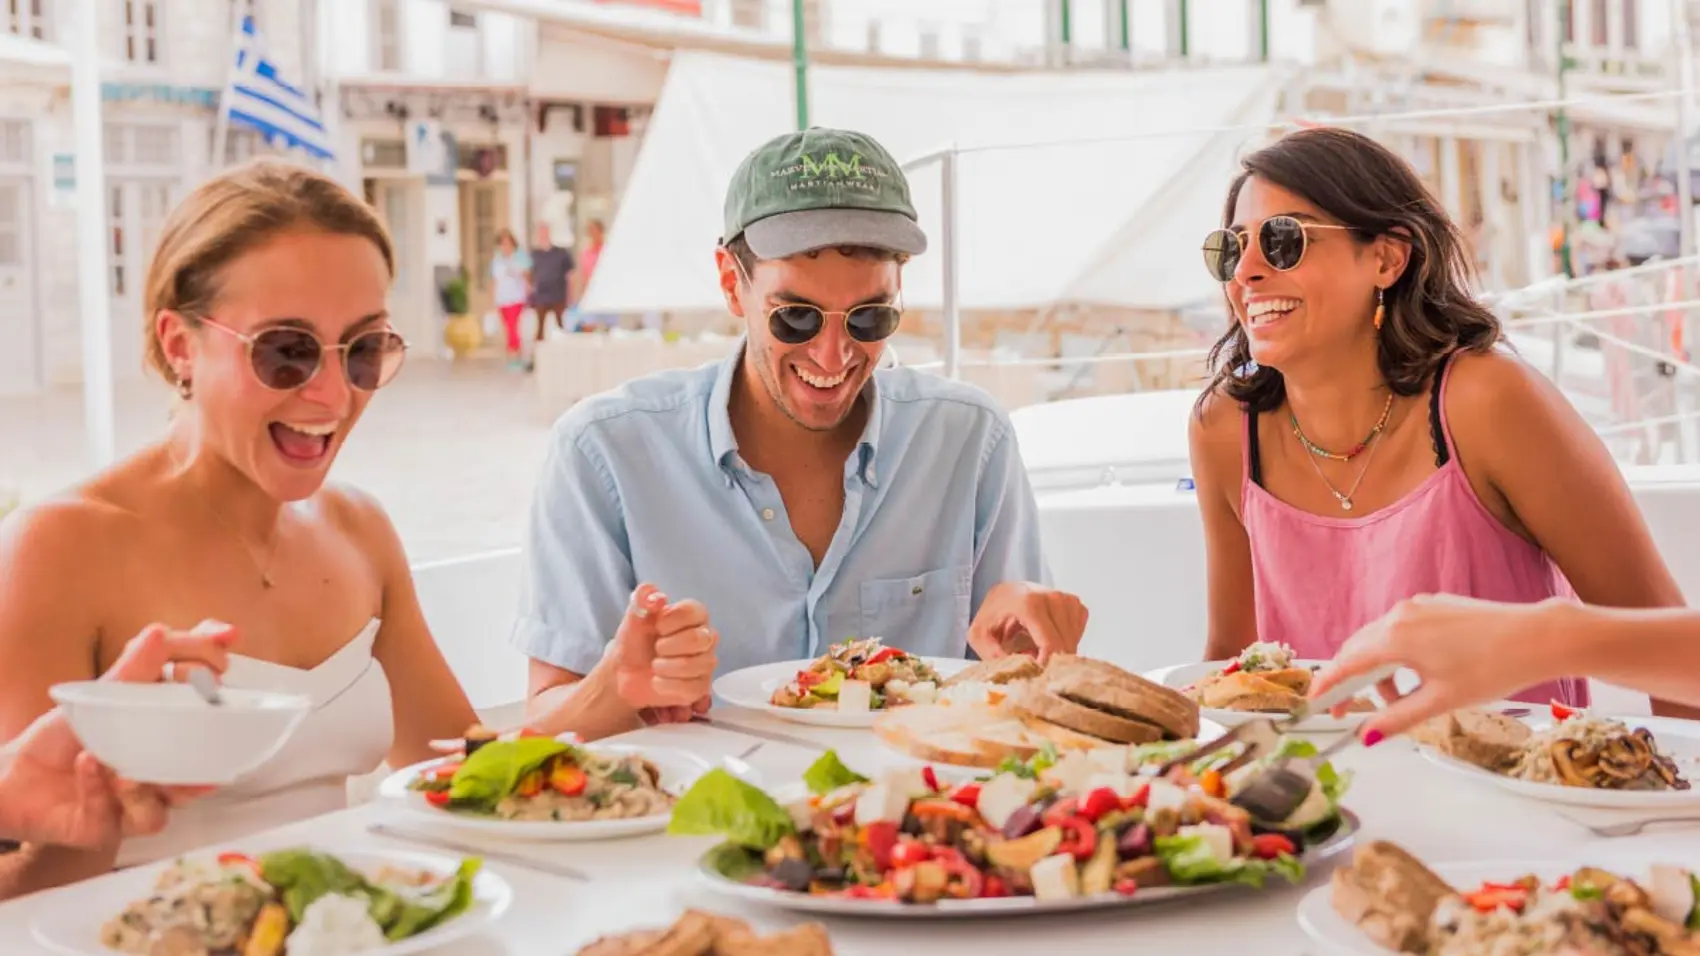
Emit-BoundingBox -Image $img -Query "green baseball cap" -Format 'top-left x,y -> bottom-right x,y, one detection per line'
722,127 -> 928,260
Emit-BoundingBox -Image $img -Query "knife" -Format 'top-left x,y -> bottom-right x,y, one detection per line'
366,823 -> 591,881
689,716 -> 827,752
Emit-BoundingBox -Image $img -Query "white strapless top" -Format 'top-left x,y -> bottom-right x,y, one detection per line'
116,618 -> 394,867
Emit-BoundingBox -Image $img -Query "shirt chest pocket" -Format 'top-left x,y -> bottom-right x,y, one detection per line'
858,566 -> 973,655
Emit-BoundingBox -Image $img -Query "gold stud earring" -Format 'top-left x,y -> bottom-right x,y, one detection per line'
1372,288 -> 1385,331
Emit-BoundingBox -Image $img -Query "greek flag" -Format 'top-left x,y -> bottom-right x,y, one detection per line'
223,15 -> 334,161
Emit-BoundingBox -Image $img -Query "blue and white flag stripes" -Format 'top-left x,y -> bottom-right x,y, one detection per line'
223,15 -> 334,161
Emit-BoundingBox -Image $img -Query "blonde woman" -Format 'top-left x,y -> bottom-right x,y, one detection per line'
0,160 -> 714,893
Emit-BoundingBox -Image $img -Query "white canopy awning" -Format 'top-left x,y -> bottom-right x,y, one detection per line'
0,33 -> 70,79
581,51 -> 1282,315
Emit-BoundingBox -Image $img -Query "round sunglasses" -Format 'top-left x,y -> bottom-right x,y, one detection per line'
197,317 -> 408,391
763,302 -> 905,346
1201,215 -> 1358,283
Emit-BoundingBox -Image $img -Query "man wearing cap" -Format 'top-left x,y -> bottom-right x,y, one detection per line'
514,128 -> 1087,740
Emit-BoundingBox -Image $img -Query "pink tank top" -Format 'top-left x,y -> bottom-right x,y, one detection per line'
1240,353 -> 1588,707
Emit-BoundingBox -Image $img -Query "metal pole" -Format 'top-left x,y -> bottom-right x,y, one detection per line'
1259,0 -> 1270,62
1177,0 -> 1190,58
210,0 -> 244,168
72,0 -> 114,467
791,0 -> 808,129
1672,0 -> 1695,260
1059,0 -> 1072,63
941,147 -> 961,381
1554,0 -> 1575,278
1118,0 -> 1130,53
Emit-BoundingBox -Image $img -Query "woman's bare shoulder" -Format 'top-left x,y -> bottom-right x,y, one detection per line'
312,482 -> 410,569
1189,387 -> 1245,463
0,490 -> 137,574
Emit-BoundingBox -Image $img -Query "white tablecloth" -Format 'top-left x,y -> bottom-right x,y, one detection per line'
2,701 -> 1695,955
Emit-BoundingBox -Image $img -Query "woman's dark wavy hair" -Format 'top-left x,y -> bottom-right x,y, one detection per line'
1199,127 -> 1501,415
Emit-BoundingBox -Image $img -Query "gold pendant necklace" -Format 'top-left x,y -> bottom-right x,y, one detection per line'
168,444 -> 280,588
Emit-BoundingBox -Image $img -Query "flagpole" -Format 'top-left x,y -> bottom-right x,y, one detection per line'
209,0 -> 244,168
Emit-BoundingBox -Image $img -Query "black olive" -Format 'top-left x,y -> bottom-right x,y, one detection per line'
1116,822 -> 1152,859
771,857 -> 814,892
901,814 -> 925,835
1000,805 -> 1044,839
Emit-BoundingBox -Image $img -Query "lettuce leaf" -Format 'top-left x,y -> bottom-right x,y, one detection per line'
1153,835 -> 1305,888
447,737 -> 572,811
667,769 -> 796,850
260,849 -> 368,923
1271,737 -> 1354,804
258,849 -> 482,940
802,752 -> 868,795
373,858 -> 482,940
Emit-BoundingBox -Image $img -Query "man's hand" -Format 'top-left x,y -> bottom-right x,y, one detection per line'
0,622 -> 236,848
967,582 -> 1089,664
611,584 -> 719,718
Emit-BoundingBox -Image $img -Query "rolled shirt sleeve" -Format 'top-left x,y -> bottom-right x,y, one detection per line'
970,424 -> 1052,616
510,427 -> 634,676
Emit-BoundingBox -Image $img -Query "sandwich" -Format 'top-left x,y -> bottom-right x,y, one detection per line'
940,654 -> 1044,688
1014,655 -> 1201,743
1329,841 -> 1457,953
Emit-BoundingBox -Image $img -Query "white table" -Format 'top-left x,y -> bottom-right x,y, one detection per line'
1,707 -> 1694,955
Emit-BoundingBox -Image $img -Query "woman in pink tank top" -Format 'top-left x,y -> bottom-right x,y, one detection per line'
1187,128 -> 1684,710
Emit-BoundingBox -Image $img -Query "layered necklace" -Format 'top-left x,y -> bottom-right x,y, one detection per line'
1289,392 -> 1395,512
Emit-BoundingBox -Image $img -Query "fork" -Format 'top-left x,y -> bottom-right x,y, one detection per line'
1570,815 -> 1700,838
1155,662 -> 1402,778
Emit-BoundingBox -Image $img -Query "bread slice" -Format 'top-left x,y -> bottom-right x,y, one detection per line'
713,922 -> 833,956
1413,709 -> 1532,772
872,707 -> 1004,767
1043,655 -> 1201,739
1017,715 -> 1126,752
1329,841 -> 1456,954
941,655 -> 1044,688
1256,667 -> 1314,694
1011,683 -> 1166,745
970,719 -> 1046,762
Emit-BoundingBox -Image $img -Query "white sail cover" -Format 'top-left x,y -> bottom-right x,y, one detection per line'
582,51 -> 1281,315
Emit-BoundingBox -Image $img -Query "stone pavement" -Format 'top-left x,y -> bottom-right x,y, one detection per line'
0,357 -> 553,563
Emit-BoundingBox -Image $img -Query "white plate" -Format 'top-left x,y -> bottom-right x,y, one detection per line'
32,847 -> 512,956
1418,714 -> 1700,810
376,744 -> 728,841
697,808 -> 1361,918
713,656 -> 971,728
1151,660 -> 1405,734
1296,859 -> 1574,955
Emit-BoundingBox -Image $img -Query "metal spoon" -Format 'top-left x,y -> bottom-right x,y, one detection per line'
186,666 -> 223,705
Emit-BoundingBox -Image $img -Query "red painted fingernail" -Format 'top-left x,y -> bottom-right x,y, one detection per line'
1362,729 -> 1384,747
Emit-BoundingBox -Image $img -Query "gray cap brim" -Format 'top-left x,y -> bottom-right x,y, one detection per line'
742,208 -> 928,259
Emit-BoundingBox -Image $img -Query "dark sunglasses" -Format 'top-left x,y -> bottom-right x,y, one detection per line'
762,302 -> 904,345
1201,215 -> 1357,282
727,249 -> 904,345
198,317 -> 408,391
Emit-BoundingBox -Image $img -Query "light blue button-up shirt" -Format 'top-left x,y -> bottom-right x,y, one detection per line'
511,345 -> 1049,677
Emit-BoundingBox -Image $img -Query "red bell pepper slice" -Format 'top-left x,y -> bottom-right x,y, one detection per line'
1466,885 -> 1529,913
1121,783 -> 1151,811
1056,816 -> 1098,861
911,799 -> 976,824
549,762 -> 588,797
921,766 -> 940,793
1078,787 -> 1121,823
866,647 -> 904,665
1041,797 -> 1080,827
950,783 -> 982,810
861,821 -> 899,871
1550,700 -> 1578,721
1220,660 -> 1242,675
890,840 -> 932,868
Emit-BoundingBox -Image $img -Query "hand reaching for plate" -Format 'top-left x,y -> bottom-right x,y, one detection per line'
612,584 -> 719,716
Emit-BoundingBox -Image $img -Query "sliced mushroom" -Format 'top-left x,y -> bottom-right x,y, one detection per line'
1550,741 -> 1600,787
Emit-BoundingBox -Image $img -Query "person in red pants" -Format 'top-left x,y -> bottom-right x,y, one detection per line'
490,228 -> 532,368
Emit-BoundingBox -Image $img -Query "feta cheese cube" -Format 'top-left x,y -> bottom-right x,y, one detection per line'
1145,780 -> 1189,815
1087,747 -> 1129,775
906,681 -> 937,705
853,782 -> 910,826
975,774 -> 1038,830
838,679 -> 872,712
1176,823 -> 1235,865
1041,752 -> 1095,796
885,679 -> 911,700
1030,854 -> 1081,901
880,767 -> 933,798
1084,772 -> 1142,800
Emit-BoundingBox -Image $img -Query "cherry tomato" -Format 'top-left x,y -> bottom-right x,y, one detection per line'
890,841 -> 933,868
1550,701 -> 1578,721
1250,833 -> 1296,860
1466,886 -> 1529,913
981,875 -> 1010,898
427,761 -> 462,783
861,821 -> 899,871
1114,878 -> 1139,897
549,762 -> 588,797
515,769 -> 545,798
424,790 -> 453,808
1078,787 -> 1121,823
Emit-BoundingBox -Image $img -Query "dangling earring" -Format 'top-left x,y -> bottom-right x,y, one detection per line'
1372,288 -> 1385,331
176,376 -> 193,400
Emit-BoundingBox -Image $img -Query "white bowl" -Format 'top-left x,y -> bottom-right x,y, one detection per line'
48,681 -> 312,785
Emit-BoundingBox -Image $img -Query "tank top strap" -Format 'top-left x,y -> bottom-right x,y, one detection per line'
1427,352 -> 1456,467
1243,405 -> 1264,487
